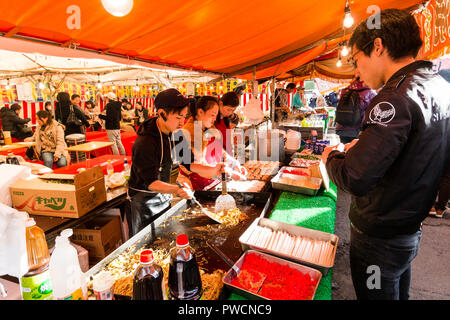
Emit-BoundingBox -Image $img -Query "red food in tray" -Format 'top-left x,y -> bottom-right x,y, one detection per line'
282,168 -> 310,176
230,253 -> 318,300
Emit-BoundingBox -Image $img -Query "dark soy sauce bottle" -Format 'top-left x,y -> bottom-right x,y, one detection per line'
168,234 -> 203,300
132,250 -> 165,300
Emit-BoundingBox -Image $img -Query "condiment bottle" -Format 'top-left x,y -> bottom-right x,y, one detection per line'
132,250 -> 165,300
168,234 -> 202,300
19,218 -> 53,300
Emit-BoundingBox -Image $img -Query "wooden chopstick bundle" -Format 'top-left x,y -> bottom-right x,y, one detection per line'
247,225 -> 335,266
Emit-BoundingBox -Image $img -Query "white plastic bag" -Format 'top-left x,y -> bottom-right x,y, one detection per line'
0,204 -> 29,278
243,97 -> 264,125
0,164 -> 32,207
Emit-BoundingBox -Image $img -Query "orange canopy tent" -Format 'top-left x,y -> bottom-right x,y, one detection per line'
0,0 -> 425,81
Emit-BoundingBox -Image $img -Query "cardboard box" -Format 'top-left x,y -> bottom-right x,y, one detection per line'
71,215 -> 123,265
9,166 -> 106,219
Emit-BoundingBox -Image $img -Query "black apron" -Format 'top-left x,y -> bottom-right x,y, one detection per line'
126,156 -> 174,238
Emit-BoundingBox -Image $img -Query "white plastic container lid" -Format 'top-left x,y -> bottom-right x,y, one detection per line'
92,271 -> 115,292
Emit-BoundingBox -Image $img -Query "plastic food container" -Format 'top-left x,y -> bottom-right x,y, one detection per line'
271,171 -> 322,196
92,271 -> 115,300
222,250 -> 322,300
239,218 -> 338,276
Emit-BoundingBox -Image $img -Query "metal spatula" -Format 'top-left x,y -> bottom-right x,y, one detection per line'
214,172 -> 236,213
177,182 -> 222,224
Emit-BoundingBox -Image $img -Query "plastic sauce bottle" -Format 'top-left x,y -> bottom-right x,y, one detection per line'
19,218 -> 53,300
132,250 -> 165,300
168,234 -> 202,300
49,229 -> 85,300
123,158 -> 130,181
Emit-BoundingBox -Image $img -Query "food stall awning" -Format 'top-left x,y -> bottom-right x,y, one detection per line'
0,0 -> 424,80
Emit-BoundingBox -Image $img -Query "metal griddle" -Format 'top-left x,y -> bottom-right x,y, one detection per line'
86,191 -> 274,281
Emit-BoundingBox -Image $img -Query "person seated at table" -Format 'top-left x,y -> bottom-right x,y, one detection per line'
122,102 -> 134,121
99,92 -> 126,155
25,110 -> 69,168
177,96 -> 247,191
0,103 -> 33,140
121,98 -> 129,110
84,100 -> 102,131
135,101 -> 149,127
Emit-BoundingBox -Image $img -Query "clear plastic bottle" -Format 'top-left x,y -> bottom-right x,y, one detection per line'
49,229 -> 85,300
132,250 -> 165,300
106,160 -> 114,177
19,218 -> 53,300
123,158 -> 130,181
168,234 -> 202,300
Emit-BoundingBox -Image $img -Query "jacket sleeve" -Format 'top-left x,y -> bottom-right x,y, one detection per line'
74,106 -> 90,127
326,93 -> 413,196
12,114 -> 29,125
54,125 -> 66,159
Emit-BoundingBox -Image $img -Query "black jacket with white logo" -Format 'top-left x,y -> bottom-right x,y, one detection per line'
326,61 -> 450,238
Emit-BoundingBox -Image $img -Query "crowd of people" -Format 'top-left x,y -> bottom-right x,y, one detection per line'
0,92 -> 158,169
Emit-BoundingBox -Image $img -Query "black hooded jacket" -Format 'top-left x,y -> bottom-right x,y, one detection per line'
128,117 -> 174,197
326,61 -> 450,238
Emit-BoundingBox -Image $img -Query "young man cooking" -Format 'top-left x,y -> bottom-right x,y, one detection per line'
322,9 -> 450,300
127,89 -> 224,237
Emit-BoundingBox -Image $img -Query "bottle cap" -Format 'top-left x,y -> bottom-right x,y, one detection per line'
25,218 -> 36,227
140,250 -> 154,264
176,234 -> 189,247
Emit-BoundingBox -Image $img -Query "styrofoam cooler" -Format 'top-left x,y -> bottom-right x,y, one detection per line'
65,134 -> 86,163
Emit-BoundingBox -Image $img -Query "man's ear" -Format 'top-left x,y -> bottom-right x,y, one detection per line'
159,111 -> 168,121
373,37 -> 384,57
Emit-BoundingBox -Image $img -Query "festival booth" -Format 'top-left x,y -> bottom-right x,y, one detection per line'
0,0 -> 448,302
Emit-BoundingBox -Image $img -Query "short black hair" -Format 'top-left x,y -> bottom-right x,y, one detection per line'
220,92 -> 239,107
190,96 -> 219,118
85,100 -> 95,108
286,83 -> 296,90
10,103 -> 21,112
71,94 -> 80,100
349,8 -> 423,60
136,101 -> 143,106
121,98 -> 128,103
44,101 -> 52,107
158,104 -> 189,115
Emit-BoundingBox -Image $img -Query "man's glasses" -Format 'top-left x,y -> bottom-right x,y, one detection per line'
348,40 -> 374,68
